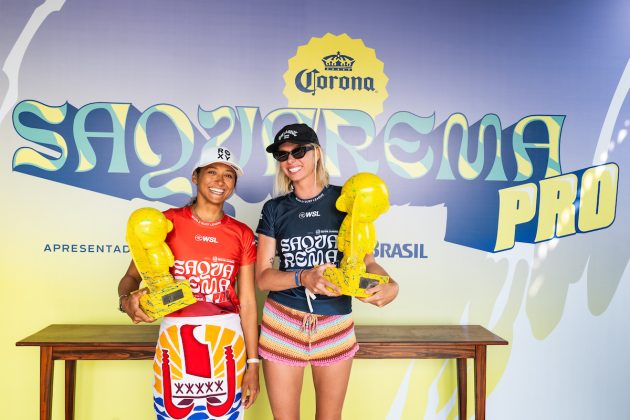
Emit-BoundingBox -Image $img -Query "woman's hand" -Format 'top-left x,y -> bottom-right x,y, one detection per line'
121,289 -> 154,323
357,280 -> 399,307
241,363 -> 260,409
300,264 -> 341,296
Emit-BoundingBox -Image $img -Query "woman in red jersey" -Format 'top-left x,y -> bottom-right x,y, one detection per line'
117,146 -> 259,420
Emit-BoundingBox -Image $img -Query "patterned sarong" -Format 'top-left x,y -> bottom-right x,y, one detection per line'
153,314 -> 246,420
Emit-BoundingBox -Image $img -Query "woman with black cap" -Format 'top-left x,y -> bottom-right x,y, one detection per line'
256,123 -> 399,419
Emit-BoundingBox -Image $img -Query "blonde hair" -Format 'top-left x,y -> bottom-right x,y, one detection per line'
273,143 -> 330,197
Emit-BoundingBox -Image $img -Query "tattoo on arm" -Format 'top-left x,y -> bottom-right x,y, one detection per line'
268,257 -> 274,264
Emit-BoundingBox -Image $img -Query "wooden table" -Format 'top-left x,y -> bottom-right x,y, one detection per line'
17,324 -> 507,419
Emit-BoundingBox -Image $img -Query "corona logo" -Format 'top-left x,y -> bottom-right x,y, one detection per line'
294,69 -> 375,95
283,33 -> 389,118
322,51 -> 355,71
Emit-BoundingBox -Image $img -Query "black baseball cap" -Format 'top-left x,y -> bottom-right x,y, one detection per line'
266,123 -> 320,153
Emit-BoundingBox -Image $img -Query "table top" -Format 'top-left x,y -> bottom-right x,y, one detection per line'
354,325 -> 507,345
16,324 -> 507,347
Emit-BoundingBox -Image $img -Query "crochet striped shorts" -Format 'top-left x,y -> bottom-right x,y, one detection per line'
258,299 -> 359,367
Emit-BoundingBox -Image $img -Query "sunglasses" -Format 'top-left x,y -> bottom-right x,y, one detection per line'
272,145 -> 315,162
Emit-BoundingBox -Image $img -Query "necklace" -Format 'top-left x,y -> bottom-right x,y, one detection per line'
191,204 -> 224,224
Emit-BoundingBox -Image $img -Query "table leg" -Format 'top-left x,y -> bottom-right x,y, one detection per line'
40,347 -> 54,420
474,345 -> 487,420
65,360 -> 76,420
456,358 -> 467,419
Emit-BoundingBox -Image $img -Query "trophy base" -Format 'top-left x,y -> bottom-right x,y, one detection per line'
324,267 -> 389,298
139,281 -> 196,319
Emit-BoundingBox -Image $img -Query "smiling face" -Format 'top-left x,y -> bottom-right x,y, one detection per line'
192,162 -> 237,206
278,142 -> 317,186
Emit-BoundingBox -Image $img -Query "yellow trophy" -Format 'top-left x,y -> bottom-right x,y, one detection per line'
324,173 -> 391,297
126,208 -> 196,318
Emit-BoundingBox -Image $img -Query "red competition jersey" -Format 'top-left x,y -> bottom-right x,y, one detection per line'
163,206 -> 256,317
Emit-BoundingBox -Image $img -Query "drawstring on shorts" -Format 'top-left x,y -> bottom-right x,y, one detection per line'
301,313 -> 318,352
302,286 -> 318,353
305,288 -> 316,313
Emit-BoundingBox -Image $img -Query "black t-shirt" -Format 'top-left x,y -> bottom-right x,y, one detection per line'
256,185 -> 352,314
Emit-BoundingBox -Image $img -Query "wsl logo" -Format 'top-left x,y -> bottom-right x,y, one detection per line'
295,52 -> 375,96
195,235 -> 218,243
283,33 -> 389,118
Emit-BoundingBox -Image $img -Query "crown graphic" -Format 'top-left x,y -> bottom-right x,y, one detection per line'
322,51 -> 355,71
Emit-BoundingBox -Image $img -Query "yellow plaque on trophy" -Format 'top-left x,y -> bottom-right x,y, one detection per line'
126,208 -> 196,318
324,173 -> 390,297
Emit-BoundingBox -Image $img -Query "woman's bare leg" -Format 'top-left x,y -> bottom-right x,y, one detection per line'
263,360 -> 305,420
312,358 -> 353,420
